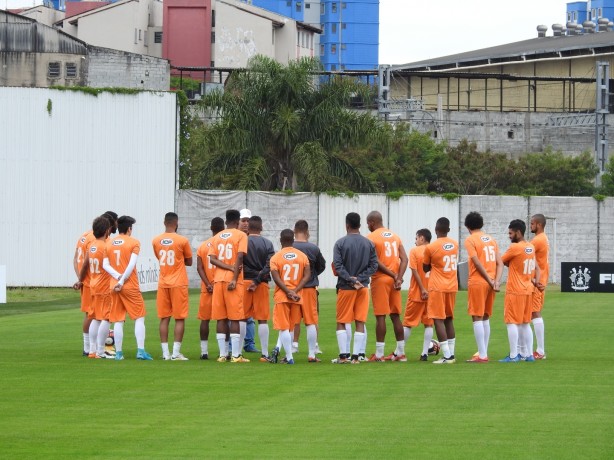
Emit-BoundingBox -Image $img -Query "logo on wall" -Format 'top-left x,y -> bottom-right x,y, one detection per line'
569,266 -> 591,291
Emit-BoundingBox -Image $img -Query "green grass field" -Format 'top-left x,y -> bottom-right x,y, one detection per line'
1,287 -> 612,459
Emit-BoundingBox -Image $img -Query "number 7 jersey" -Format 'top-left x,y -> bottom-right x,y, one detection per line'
423,236 -> 459,293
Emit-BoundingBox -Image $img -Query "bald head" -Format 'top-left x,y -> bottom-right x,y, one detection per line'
366,210 -> 384,232
530,213 -> 546,235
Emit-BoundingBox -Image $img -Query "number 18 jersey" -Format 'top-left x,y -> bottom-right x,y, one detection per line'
423,236 -> 459,293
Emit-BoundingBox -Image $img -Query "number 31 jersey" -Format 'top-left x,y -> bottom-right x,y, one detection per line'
423,237 -> 459,293
367,228 -> 402,280
152,232 -> 193,288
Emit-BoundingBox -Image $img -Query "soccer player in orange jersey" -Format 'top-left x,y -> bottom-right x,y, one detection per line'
402,229 -> 435,361
103,216 -> 153,361
499,219 -> 544,363
153,212 -> 193,361
196,217 -> 225,360
366,211 -> 409,362
208,209 -> 249,363
464,212 -> 503,363
269,229 -> 311,364
423,217 -> 459,364
530,214 -> 549,359
73,211 -> 117,356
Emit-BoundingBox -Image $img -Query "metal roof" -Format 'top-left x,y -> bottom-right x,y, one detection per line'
393,31 -> 614,71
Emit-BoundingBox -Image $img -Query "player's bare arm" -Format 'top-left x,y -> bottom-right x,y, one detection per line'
271,269 -> 298,302
184,256 -> 193,267
470,255 -> 495,288
411,268 -> 429,300
494,251 -> 504,292
208,254 -> 234,272
394,243 -> 409,289
196,256 -> 213,293
228,252 -> 244,290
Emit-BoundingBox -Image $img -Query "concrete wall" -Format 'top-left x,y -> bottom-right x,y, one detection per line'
86,47 -> 170,90
0,51 -> 86,87
175,191 -> 611,289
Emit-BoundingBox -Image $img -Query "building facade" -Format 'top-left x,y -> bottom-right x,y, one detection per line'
566,1 -> 614,25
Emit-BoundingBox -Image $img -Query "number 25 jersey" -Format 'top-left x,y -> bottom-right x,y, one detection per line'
423,236 -> 459,293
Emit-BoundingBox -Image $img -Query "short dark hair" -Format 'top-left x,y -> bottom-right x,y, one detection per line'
226,209 -> 240,224
346,212 -> 361,230
464,211 -> 483,231
280,228 -> 294,244
117,216 -> 136,234
248,216 -> 263,232
92,216 -> 111,239
416,228 -> 432,243
435,217 -> 450,233
211,217 -> 225,233
508,219 -> 526,235
102,211 -> 118,233
164,212 -> 178,225
294,219 -> 309,233
532,213 -> 546,228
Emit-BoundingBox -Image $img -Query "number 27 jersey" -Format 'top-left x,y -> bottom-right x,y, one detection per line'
423,236 -> 459,293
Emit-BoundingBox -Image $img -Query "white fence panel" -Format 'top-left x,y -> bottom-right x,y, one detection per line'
0,87 -> 176,286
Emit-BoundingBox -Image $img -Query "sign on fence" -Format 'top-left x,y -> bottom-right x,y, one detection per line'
561,262 -> 614,293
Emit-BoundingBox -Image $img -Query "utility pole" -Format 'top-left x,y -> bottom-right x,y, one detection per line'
595,61 -> 609,187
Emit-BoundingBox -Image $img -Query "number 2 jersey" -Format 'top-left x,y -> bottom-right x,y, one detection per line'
423,236 -> 459,293
152,232 -> 192,288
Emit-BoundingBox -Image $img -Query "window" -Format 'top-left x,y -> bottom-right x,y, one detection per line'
212,9 -> 215,27
342,2 -> 346,8
332,3 -> 337,13
134,28 -> 138,44
320,44 -> 324,55
139,29 -> 142,41
331,43 -> 336,54
305,2 -> 310,8
332,23 -> 336,33
154,31 -> 163,43
507,130 -> 515,139
331,64 -> 336,71
65,62 -> 77,78
341,43 -> 346,50
598,7 -> 602,18
48,62 -> 61,78
296,1 -> 302,12
211,31 -> 215,43
320,3 -> 324,15
573,11 -> 577,21
567,13 -> 571,22
340,64 -> 345,70
211,60 -> 215,67
342,23 -> 346,29
286,1 -> 291,6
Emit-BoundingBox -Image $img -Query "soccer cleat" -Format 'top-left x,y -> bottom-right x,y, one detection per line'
259,355 -> 270,363
433,356 -> 456,364
357,354 -> 368,362
350,355 -> 360,364
114,351 -> 124,361
466,356 -> 489,363
473,351 -> 480,358
88,353 -> 100,359
523,355 -> 536,362
308,357 -> 322,363
419,354 -> 428,361
171,354 -> 189,361
315,344 -> 323,354
285,359 -> 295,365
216,355 -> 228,363
393,354 -> 408,362
533,351 -> 546,360
230,355 -> 250,363
83,351 -> 89,357
368,354 -> 386,362
331,356 -> 350,364
382,353 -> 397,361
200,354 -> 209,360
499,355 -> 520,363
270,347 -> 280,364
136,349 -> 153,360
163,355 -> 172,361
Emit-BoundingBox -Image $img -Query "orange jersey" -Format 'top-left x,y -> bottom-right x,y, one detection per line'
208,228 -> 248,283
367,228 -> 403,280
106,235 -> 141,291
76,231 -> 95,285
502,241 -> 536,295
269,247 -> 309,304
152,232 -> 192,288
423,236 -> 459,293
408,245 -> 429,301
197,236 -> 216,293
87,239 -> 111,296
465,231 -> 499,286
531,232 -> 549,285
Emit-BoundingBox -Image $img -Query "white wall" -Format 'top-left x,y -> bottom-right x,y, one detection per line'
0,87 -> 177,286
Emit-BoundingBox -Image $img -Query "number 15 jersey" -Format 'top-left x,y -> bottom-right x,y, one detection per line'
423,236 -> 459,293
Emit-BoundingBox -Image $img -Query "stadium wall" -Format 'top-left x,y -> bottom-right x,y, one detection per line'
0,87 -> 177,287
176,191 -> 613,289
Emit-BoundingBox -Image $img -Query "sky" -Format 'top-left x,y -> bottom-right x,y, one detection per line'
4,0 -> 570,65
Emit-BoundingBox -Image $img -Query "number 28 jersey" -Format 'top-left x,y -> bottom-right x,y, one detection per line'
152,232 -> 192,288
423,236 -> 459,293
207,228 -> 248,283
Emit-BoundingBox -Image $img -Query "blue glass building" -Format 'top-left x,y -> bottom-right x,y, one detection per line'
566,1 -> 614,25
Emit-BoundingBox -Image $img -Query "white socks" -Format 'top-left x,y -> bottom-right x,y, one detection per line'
216,333 -> 227,357
520,323 -> 533,358
306,324 -> 317,358
353,332 -> 365,357
532,317 -> 545,355
506,323 -> 519,357
473,321 -> 487,359
238,321 -> 246,351
83,333 -> 90,353
88,320 -> 100,354
258,323 -> 269,357
395,340 -> 405,356
114,322 -> 124,353
200,340 -> 208,355
439,340 -> 451,359
172,341 -> 182,357
97,320 -> 110,355
422,327 -> 433,356
345,324 -> 352,353
280,330 -> 293,360
403,327 -> 412,342
483,319 -> 491,353
448,338 -> 456,357
336,329 -> 348,355
161,342 -> 170,358
375,341 -> 385,358
230,333 -> 240,358
135,317 -> 146,349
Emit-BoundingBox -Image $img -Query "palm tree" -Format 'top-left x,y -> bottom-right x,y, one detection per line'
186,56 -> 387,192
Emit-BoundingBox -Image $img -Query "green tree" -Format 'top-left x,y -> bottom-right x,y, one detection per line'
184,56 -> 387,192
599,156 -> 614,196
